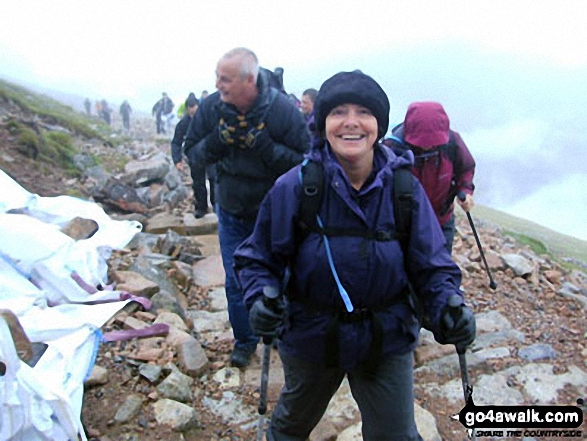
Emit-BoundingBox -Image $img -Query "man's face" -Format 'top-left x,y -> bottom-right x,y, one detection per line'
215,57 -> 253,109
188,104 -> 198,117
301,94 -> 314,116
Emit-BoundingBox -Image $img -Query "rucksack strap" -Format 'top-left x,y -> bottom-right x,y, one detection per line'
298,159 -> 396,242
393,167 -> 413,253
298,159 -> 323,235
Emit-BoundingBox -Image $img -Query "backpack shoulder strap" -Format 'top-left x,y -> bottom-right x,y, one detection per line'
443,131 -> 457,164
297,159 -> 324,241
393,166 -> 413,253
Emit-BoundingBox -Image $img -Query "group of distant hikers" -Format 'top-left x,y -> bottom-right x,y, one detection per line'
83,97 -> 132,131
164,47 -> 477,440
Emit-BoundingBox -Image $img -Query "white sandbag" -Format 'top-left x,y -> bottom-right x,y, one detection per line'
0,171 -> 142,440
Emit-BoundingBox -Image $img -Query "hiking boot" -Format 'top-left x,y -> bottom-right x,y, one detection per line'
230,345 -> 256,368
194,208 -> 207,219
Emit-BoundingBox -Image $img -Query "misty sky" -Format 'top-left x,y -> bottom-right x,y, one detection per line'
1,0 -> 586,241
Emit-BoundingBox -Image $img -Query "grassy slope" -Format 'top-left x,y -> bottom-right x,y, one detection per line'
466,205 -> 587,265
0,78 -> 112,141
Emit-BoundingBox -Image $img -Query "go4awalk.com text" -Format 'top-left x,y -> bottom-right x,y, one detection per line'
454,400 -> 584,438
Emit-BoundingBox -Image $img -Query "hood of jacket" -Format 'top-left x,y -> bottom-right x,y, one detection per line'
403,101 -> 450,149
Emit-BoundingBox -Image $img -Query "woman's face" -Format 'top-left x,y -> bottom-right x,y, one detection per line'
325,103 -> 378,165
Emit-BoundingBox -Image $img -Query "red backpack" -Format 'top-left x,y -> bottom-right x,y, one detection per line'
387,124 -> 458,223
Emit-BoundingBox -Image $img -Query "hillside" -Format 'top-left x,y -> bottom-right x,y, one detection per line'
1,77 -> 584,258
1,79 -> 586,440
457,206 -> 587,271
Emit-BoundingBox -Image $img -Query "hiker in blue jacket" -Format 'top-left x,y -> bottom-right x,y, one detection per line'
234,70 -> 476,440
184,47 -> 310,368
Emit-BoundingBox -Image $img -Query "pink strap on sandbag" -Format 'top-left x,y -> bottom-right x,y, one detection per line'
102,323 -> 170,342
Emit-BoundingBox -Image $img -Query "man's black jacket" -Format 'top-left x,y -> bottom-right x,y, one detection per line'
184,72 -> 310,220
171,113 -> 192,165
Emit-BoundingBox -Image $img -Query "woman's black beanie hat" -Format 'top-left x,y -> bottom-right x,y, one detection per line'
314,70 -> 390,140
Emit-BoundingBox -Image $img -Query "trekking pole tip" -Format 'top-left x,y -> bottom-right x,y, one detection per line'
489,281 -> 497,290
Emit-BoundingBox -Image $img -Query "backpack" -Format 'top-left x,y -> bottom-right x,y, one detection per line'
163,97 -> 174,115
389,123 -> 458,216
260,67 -> 287,95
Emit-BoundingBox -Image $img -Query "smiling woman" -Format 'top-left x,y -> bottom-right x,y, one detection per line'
234,69 -> 476,440
324,105 -> 378,189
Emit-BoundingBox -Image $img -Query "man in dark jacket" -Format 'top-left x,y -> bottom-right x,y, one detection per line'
152,92 -> 174,134
171,93 -> 215,215
184,47 -> 310,367
119,100 -> 132,131
171,93 -> 198,172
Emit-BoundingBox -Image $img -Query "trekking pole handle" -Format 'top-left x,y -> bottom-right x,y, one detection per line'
457,191 -> 467,202
447,294 -> 467,355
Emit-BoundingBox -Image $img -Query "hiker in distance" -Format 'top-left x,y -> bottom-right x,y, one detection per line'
119,100 -> 132,131
184,47 -> 310,368
300,87 -> 319,143
152,92 -> 174,134
170,93 -> 216,216
234,70 -> 476,440
386,101 -> 476,253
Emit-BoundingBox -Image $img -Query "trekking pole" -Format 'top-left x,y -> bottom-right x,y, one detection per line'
457,192 -> 497,290
256,285 -> 282,441
256,336 -> 272,441
447,294 -> 476,441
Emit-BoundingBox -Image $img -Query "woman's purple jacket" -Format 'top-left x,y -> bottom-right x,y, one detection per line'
234,143 -> 463,370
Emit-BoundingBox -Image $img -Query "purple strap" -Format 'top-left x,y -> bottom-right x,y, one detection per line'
120,292 -> 152,310
102,323 -> 170,342
70,272 -> 97,294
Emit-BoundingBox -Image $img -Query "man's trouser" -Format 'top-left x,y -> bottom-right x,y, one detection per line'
268,350 -> 423,441
216,207 -> 259,351
156,115 -> 164,134
163,112 -> 175,133
190,163 -> 216,212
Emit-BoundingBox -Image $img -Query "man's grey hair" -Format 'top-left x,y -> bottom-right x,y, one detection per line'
222,47 -> 259,81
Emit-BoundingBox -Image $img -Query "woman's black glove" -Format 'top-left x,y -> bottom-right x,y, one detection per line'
248,295 -> 284,338
437,295 -> 476,348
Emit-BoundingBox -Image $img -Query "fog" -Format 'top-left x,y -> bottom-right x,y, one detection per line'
1,1 -> 586,241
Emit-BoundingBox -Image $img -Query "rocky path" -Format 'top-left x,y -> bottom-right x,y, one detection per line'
2,106 -> 585,440
81,173 -> 587,440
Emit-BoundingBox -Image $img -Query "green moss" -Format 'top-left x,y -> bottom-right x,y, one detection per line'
0,79 -> 108,141
41,131 -> 80,173
65,188 -> 85,198
16,127 -> 40,158
6,119 -> 21,132
504,230 -> 549,255
17,128 -> 39,147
